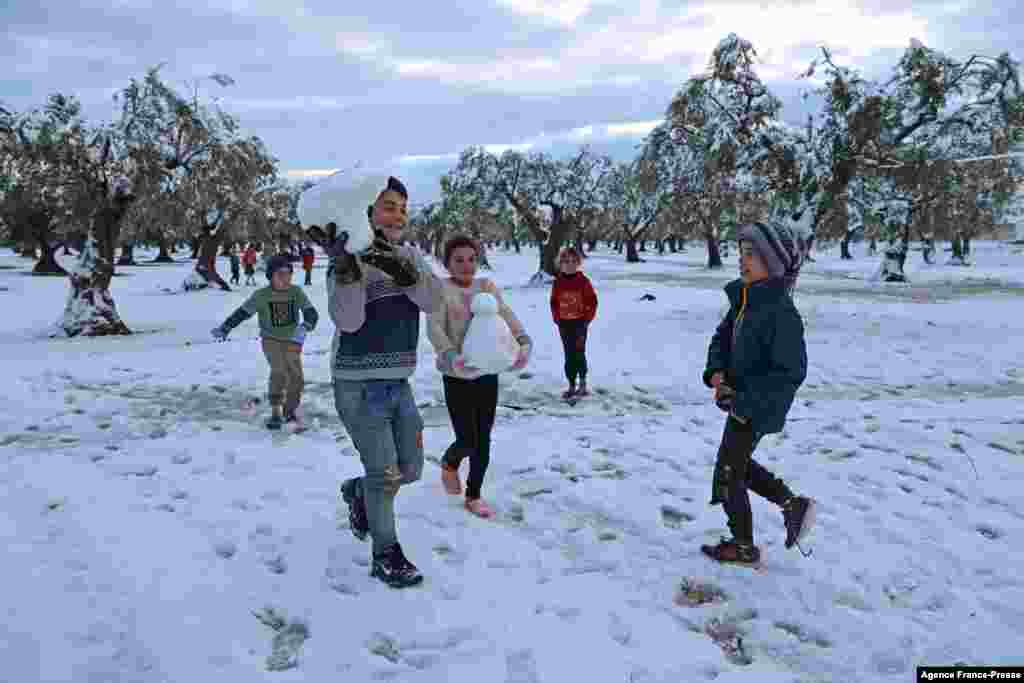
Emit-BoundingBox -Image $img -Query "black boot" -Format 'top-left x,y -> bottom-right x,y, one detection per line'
266,414 -> 283,430
339,478 -> 369,541
371,543 -> 423,588
782,496 -> 816,552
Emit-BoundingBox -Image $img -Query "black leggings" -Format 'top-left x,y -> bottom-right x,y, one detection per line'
442,374 -> 499,500
557,320 -> 589,384
710,416 -> 793,544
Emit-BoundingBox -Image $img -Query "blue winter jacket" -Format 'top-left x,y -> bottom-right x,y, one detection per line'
702,277 -> 807,436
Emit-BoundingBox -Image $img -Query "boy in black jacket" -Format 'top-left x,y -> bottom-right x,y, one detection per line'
701,222 -> 816,566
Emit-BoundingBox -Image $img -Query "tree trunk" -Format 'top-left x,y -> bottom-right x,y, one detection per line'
667,237 -> 677,253
868,238 -> 877,256
512,238 -> 521,254
32,231 -> 67,276
189,236 -> 200,259
117,241 -> 136,266
536,209 -> 574,276
705,233 -> 723,269
19,242 -> 36,258
625,238 -> 642,263
191,225 -> 231,291
278,233 -> 292,257
921,238 -> 935,264
803,233 -> 817,263
840,234 -> 853,260
153,236 -> 174,263
478,240 -> 493,271
656,238 -> 665,255
59,199 -> 134,337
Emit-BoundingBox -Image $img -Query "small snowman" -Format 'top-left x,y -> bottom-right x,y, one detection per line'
461,292 -> 520,374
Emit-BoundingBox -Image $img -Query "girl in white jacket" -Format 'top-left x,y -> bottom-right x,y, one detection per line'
427,235 -> 532,518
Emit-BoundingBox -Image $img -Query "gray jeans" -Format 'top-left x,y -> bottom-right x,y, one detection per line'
333,379 -> 425,554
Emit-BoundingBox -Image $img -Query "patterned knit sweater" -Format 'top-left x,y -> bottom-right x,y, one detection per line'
327,245 -> 444,381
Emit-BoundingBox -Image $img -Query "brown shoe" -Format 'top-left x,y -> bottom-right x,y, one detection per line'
700,537 -> 761,567
441,463 -> 462,495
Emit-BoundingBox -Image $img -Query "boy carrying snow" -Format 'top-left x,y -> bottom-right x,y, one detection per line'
700,221 -> 815,567
211,254 -> 318,430
319,176 -> 445,588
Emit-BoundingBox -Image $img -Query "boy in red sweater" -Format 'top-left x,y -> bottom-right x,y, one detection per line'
550,246 -> 597,399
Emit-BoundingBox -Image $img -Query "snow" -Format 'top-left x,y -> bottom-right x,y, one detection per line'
3,241 -> 1024,682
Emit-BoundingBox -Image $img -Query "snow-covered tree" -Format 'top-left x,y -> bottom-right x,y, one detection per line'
0,95 -> 89,275
604,137 -> 674,262
55,66 -> 239,336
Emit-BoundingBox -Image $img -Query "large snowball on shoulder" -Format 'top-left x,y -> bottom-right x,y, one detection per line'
461,292 -> 520,374
297,168 -> 386,254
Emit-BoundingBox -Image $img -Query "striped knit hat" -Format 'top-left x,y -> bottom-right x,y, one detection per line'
737,222 -> 804,292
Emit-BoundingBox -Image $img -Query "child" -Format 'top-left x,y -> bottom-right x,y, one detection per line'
229,246 -> 241,286
427,235 -> 532,518
700,221 -> 815,567
325,176 -> 445,588
550,246 -> 597,399
301,245 -> 315,286
243,244 -> 258,286
211,254 -> 318,430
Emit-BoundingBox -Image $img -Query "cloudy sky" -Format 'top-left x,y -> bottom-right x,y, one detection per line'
3,0 -> 1020,203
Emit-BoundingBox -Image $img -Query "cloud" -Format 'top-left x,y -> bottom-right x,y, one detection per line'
3,0 -> 1020,205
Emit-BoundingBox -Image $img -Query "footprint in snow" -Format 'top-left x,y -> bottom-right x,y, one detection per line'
505,649 -> 541,683
661,505 -> 695,529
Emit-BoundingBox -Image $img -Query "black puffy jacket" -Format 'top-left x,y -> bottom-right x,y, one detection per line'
702,277 -> 807,435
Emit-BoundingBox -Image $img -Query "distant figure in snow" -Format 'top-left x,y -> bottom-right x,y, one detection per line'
427,235 -> 532,519
326,176 -> 445,589
211,254 -> 318,430
701,221 -> 815,567
242,244 -> 258,286
550,246 -> 598,399
229,246 -> 241,286
301,244 -> 315,286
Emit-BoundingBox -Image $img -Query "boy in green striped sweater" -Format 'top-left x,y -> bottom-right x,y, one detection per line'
212,254 -> 319,430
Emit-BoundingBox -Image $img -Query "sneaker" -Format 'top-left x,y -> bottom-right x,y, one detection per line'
782,496 -> 816,549
339,478 -> 369,541
700,537 -> 761,567
266,414 -> 283,430
562,385 -> 577,400
441,463 -> 462,495
371,543 -> 423,588
465,497 -> 494,518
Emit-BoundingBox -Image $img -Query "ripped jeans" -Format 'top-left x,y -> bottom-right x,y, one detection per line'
710,416 -> 793,545
333,379 -> 425,554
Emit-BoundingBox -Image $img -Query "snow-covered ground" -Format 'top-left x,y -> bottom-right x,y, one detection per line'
2,241 -> 1023,682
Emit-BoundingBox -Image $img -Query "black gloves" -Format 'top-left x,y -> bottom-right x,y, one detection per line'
309,226 -> 361,285
715,383 -> 736,413
360,232 -> 419,287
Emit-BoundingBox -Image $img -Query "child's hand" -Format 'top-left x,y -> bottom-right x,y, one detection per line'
510,335 -> 532,370
714,383 -> 735,412
453,355 -> 479,375
211,326 -> 228,342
